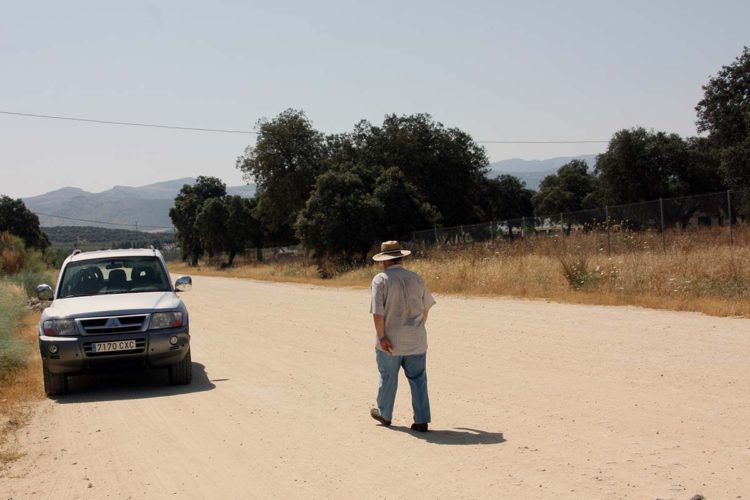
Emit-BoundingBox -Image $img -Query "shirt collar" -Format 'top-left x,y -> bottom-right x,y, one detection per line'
387,264 -> 403,269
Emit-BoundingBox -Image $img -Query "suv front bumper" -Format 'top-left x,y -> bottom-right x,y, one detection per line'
39,327 -> 190,374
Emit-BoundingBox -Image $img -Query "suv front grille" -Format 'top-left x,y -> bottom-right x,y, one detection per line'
79,315 -> 148,335
83,338 -> 147,357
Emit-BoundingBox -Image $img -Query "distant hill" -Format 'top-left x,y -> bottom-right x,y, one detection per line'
23,178 -> 256,229
487,154 -> 598,190
43,226 -> 175,251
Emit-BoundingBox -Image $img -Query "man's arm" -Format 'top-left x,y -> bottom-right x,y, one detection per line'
373,314 -> 392,353
423,309 -> 429,323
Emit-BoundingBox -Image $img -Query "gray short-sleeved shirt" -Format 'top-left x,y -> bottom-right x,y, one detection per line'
370,264 -> 436,356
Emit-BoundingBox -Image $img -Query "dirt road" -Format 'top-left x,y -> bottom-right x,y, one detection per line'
3,276 -> 750,499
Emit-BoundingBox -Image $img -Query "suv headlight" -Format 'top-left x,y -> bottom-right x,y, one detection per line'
150,312 -> 183,330
42,319 -> 78,336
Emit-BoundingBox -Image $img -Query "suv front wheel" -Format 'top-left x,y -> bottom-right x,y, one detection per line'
43,365 -> 68,396
169,348 -> 193,385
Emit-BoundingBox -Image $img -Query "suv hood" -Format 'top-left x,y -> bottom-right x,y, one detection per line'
45,292 -> 182,319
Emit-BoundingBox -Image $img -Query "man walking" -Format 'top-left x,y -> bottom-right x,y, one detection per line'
369,241 -> 436,432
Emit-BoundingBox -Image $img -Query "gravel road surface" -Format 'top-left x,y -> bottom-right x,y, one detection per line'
3,276 -> 750,499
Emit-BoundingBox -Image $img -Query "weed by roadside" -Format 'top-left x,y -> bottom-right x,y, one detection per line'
0,285 -> 43,469
0,283 -> 28,377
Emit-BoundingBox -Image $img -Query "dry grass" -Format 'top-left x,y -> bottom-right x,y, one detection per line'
170,259 -> 375,289
0,310 -> 43,469
170,225 -> 750,318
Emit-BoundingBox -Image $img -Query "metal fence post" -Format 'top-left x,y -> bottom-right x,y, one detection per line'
605,205 -> 611,255
659,197 -> 666,253
560,212 -> 564,236
490,221 -> 495,242
433,225 -> 438,246
727,190 -> 734,247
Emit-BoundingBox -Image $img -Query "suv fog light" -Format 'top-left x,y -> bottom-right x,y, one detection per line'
169,336 -> 178,345
49,344 -> 59,354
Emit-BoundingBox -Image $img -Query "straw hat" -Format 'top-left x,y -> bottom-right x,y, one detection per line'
372,240 -> 411,262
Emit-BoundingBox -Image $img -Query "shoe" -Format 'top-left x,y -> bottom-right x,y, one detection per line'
370,408 -> 391,427
411,423 -> 428,433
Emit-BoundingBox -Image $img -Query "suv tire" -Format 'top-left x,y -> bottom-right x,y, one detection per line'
169,348 -> 192,385
43,365 -> 68,396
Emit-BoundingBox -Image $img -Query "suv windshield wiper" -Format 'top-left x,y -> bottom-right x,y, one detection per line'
59,293 -> 92,299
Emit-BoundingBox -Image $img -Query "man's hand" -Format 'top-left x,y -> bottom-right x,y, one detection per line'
379,337 -> 393,354
373,314 -> 391,352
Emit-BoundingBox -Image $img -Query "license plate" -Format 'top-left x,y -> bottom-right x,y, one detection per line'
92,340 -> 136,353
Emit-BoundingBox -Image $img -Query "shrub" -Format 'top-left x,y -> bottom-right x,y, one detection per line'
0,232 -> 56,296
559,254 -> 597,289
0,232 -> 25,274
0,282 -> 28,378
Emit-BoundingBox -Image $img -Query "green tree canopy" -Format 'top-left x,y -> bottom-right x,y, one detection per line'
0,196 -> 49,250
696,46 -> 750,190
169,176 -> 226,266
295,164 -> 383,266
481,175 -> 534,221
194,197 -> 229,258
236,109 -> 325,243
344,114 -> 490,226
295,163 -> 436,267
373,167 -> 438,240
532,160 -> 596,215
595,127 -> 723,205
225,195 -> 263,265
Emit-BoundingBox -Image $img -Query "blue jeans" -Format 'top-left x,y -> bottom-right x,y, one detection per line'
376,349 -> 431,424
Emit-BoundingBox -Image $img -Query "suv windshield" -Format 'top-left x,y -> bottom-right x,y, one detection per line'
58,257 -> 170,298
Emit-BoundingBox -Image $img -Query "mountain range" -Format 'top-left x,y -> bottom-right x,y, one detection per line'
488,154 -> 598,190
22,155 -> 598,230
23,178 -> 255,230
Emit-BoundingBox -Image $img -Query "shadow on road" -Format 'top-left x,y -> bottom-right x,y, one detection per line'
55,362 -> 217,404
389,426 -> 505,445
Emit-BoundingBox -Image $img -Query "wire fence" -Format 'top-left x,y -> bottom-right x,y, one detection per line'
176,188 -> 750,265
411,189 -> 750,254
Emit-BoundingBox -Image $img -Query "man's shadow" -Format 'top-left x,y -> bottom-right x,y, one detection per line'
388,426 -> 505,445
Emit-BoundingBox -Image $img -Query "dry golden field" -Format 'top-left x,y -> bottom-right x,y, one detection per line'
171,225 -> 750,318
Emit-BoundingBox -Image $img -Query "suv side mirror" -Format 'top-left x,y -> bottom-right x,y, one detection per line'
37,284 -> 54,301
175,276 -> 192,292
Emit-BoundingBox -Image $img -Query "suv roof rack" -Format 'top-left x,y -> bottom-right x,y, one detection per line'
70,249 -> 83,257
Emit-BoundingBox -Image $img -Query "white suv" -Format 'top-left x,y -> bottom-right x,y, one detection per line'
36,248 -> 192,396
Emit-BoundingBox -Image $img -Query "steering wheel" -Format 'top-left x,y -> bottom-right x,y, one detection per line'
70,266 -> 103,294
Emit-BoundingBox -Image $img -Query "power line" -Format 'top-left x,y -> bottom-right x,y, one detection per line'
34,211 -> 172,230
0,110 -> 256,135
477,140 -> 608,144
0,109 -> 608,144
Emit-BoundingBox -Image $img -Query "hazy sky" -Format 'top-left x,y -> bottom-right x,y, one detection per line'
1,0 -> 748,198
